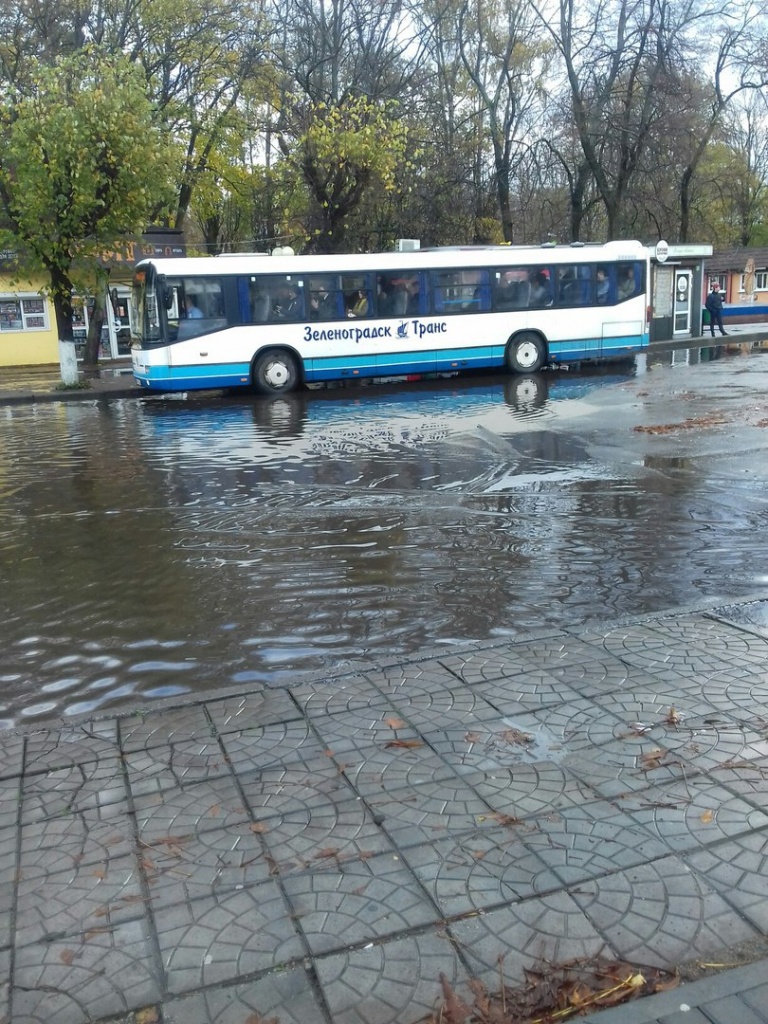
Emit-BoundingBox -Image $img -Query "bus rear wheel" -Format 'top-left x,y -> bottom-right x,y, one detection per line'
507,333 -> 546,373
252,349 -> 299,395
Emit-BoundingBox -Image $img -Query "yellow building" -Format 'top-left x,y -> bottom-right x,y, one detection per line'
0,229 -> 186,368
0,269 -> 59,367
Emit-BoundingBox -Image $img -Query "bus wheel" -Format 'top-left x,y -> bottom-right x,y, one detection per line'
507,333 -> 546,373
252,349 -> 299,394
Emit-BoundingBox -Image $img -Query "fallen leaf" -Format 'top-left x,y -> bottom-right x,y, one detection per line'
244,1014 -> 280,1024
699,809 -> 715,824
465,731 -> 482,743
249,822 -> 268,834
640,748 -> 666,771
315,847 -> 340,859
384,717 -> 405,729
665,706 -> 682,726
499,728 -> 534,746
383,739 -> 423,749
60,948 -> 76,965
208,804 -> 221,817
135,1008 -> 160,1024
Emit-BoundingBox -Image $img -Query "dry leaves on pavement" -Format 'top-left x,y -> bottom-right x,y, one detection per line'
424,955 -> 678,1023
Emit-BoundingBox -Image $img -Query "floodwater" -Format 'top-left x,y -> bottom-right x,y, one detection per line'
2,348 -> 768,725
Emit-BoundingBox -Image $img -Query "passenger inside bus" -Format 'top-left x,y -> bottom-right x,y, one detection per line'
618,267 -> 636,300
596,268 -> 609,304
273,285 -> 300,319
346,289 -> 369,318
184,295 -> 204,318
528,271 -> 552,306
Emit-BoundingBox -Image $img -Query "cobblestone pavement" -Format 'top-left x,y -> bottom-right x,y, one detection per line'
1,602 -> 768,1022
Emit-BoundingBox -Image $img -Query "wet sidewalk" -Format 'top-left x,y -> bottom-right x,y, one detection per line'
2,600 -> 768,1023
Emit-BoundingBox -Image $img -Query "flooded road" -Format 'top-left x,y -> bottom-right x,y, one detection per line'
2,349 -> 768,724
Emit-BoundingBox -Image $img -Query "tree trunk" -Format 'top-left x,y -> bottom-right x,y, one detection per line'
83,289 -> 108,367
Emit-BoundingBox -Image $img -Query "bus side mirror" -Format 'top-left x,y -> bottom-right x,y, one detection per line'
158,275 -> 174,309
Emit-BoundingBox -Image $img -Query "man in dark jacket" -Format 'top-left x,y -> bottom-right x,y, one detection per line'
705,283 -> 727,337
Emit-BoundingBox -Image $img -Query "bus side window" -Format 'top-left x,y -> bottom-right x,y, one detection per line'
308,276 -> 343,320
556,265 -> 591,306
617,263 -> 638,300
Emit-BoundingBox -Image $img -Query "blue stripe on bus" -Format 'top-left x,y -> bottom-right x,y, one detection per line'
134,333 -> 649,390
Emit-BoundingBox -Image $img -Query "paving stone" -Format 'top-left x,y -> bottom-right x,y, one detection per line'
585,629 -> 768,678
461,760 -> 599,819
156,881 -> 304,994
206,689 -> 303,733
577,625 -> 673,656
19,806 -> 133,877
12,918 -> 161,1022
162,966 -> 328,1024
438,647 -> 540,684
587,692 -> 725,743
0,774 -> 20,829
523,800 -> 671,887
660,720 -> 768,774
701,667 -> 768,716
290,674 -> 392,718
658,1010 -> 711,1024
399,827 -> 551,915
315,930 -> 468,1024
23,727 -> 119,774
364,659 -> 466,693
140,820 -> 273,908
743,982 -> 768,1016
283,851 -> 439,955
132,773 -> 250,841
444,639 -> 606,682
309,707 -> 424,757
382,681 -> 501,732
701,994 -> 768,1024
15,853 -> 143,947
469,673 -> 584,715
615,776 -> 768,853
21,756 -> 128,823
0,733 -> 24,780
335,742 -> 459,798
496,697 -> 626,752
238,756 -> 355,821
0,949 -> 8,1023
685,830 -> 768,932
562,737 -> 689,799
220,720 -> 326,775
124,738 -> 232,796
646,614 -> 761,644
423,718 -> 570,774
257,791 -> 394,875
540,660 -> 665,700
570,854 -> 759,968
449,891 -> 613,988
118,704 -> 212,751
364,774 -> 497,849
0,830 -> 15,948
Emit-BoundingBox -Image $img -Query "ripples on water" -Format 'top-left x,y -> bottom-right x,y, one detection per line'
2,356 -> 767,723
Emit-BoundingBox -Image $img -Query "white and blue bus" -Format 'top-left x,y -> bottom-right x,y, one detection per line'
130,241 -> 649,394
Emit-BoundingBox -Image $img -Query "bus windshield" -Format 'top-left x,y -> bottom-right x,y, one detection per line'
131,266 -> 162,347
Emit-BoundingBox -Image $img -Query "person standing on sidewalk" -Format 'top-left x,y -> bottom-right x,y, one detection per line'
705,282 -> 728,337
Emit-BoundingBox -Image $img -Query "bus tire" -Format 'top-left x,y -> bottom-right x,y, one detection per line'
506,333 -> 547,373
251,349 -> 299,395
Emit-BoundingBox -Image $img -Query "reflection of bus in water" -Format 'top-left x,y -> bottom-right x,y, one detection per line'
141,368 -> 635,458
131,241 -> 649,395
